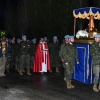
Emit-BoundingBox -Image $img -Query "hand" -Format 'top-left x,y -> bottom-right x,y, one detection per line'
43,49 -> 48,51
77,62 -> 79,64
65,62 -> 68,65
61,59 -> 64,62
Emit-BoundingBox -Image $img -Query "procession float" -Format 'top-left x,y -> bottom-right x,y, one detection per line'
73,7 -> 100,44
72,7 -> 100,84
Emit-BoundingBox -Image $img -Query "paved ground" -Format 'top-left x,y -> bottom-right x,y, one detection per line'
0,68 -> 100,100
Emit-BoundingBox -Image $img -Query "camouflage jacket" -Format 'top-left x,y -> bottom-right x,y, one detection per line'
30,43 -> 37,56
59,43 -> 67,59
20,41 -> 31,55
59,43 -> 78,63
49,42 -> 60,56
90,42 -> 100,65
11,43 -> 16,56
15,43 -> 21,57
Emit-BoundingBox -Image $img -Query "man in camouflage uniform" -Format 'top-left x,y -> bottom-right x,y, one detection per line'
19,35 -> 31,75
30,38 -> 37,69
90,34 -> 100,92
15,39 -> 21,72
59,35 -> 79,89
11,39 -> 16,68
5,38 -> 11,73
59,35 -> 69,81
49,36 -> 60,73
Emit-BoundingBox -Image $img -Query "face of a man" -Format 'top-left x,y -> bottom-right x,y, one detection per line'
53,39 -> 57,43
65,38 -> 69,43
13,37 -> 15,40
33,41 -> 36,44
23,38 -> 27,41
40,38 -> 44,42
6,40 -> 8,43
2,36 -> 6,41
95,37 -> 99,42
44,38 -> 47,41
17,40 -> 20,43
70,38 -> 74,42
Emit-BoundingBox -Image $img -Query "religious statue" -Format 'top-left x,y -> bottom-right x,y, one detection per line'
85,16 -> 97,38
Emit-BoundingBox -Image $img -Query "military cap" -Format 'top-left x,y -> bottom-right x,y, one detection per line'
53,36 -> 57,40
17,39 -> 20,41
44,37 -> 47,39
94,34 -> 100,38
64,35 -> 70,38
69,36 -> 74,39
6,38 -> 8,40
32,38 -> 36,42
22,35 -> 26,39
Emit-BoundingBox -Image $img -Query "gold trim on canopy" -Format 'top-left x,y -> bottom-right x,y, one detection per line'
73,7 -> 100,19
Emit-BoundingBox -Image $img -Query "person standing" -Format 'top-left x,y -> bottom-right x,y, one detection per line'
59,35 -> 79,89
15,39 -> 21,72
49,36 -> 60,73
0,35 -> 11,77
10,39 -> 16,68
33,37 -> 51,74
19,35 -> 31,75
30,38 -> 37,69
59,35 -> 69,81
5,38 -> 11,73
90,34 -> 100,92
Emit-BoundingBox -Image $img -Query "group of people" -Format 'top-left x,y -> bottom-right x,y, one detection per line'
0,35 -> 36,76
59,34 -> 100,92
0,35 -> 61,77
0,33 -> 100,92
33,36 -> 61,74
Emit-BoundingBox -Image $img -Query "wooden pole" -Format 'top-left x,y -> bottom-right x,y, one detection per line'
74,17 -> 76,37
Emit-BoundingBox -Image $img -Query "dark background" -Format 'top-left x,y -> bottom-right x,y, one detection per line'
0,0 -> 100,41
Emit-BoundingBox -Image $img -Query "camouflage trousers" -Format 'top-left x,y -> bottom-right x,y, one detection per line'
15,56 -> 20,69
20,55 -> 30,70
93,65 -> 100,85
11,54 -> 15,66
50,55 -> 60,68
5,57 -> 11,71
30,56 -> 34,67
63,62 -> 74,81
0,56 -> 7,76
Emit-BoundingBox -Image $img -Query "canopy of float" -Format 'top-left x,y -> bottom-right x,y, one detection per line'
73,7 -> 100,19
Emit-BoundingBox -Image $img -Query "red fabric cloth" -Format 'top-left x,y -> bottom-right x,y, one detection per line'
33,42 -> 51,72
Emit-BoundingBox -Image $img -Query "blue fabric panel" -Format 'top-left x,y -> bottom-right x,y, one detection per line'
72,43 -> 94,84
74,7 -> 100,14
